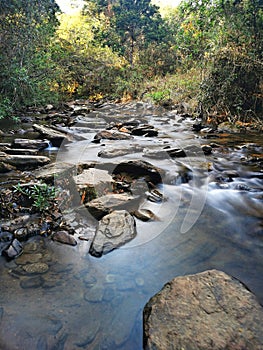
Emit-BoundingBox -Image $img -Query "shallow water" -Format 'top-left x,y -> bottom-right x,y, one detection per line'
0,104 -> 262,349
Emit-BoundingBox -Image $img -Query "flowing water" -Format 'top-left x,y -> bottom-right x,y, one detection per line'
0,102 -> 262,349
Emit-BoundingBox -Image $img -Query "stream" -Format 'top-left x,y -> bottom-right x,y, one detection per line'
0,101 -> 262,349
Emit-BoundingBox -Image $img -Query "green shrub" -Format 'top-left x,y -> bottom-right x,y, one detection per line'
200,47 -> 263,121
0,97 -> 13,120
13,182 -> 57,212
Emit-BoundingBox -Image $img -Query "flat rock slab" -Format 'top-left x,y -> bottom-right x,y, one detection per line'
34,162 -> 74,182
0,153 -> 50,169
143,269 -> 263,350
89,210 -> 136,257
12,138 -> 49,150
93,130 -> 133,142
73,168 -> 113,196
32,124 -> 72,146
87,193 -> 138,220
98,145 -> 143,158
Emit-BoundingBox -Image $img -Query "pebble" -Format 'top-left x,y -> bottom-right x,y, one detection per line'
22,263 -> 49,274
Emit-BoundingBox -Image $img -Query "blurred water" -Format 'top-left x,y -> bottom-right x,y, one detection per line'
0,109 -> 262,349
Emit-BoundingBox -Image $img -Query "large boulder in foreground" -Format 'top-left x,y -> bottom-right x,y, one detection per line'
143,269 -> 263,350
89,210 -> 136,257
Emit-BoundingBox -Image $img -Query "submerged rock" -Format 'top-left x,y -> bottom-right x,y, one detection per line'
143,269 -> 263,350
52,231 -> 77,246
89,210 -> 136,257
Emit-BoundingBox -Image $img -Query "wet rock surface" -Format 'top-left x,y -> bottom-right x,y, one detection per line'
143,270 -> 263,350
89,210 -> 136,257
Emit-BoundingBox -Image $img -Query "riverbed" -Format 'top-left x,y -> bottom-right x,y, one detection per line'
0,101 -> 262,349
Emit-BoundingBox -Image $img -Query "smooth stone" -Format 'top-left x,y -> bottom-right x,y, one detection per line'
75,320 -> 100,347
20,276 -> 44,289
73,168 -> 113,198
84,285 -> 104,303
22,263 -> 49,274
15,253 -> 43,265
52,231 -> 77,246
133,209 -> 156,221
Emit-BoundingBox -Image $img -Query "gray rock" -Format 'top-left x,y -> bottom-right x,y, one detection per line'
143,269 -> 263,350
12,138 -> 49,150
32,124 -> 72,147
2,239 -> 23,260
4,148 -> 39,155
93,130 -> 133,142
15,253 -> 43,265
89,210 -> 136,257
87,193 -> 138,220
34,162 -> 74,182
52,231 -> 77,246
98,146 -> 143,158
73,168 -> 113,198
0,153 -> 50,169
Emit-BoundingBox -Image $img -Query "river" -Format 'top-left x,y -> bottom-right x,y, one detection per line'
0,101 -> 262,349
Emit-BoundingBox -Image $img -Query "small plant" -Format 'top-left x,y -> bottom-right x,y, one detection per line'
0,97 -> 13,120
146,89 -> 171,104
13,182 -> 57,212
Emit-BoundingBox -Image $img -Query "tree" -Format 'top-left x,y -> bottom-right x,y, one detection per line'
85,0 -> 168,66
0,0 -> 60,114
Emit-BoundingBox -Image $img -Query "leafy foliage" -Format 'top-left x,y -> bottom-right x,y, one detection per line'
13,182 -> 57,212
0,0 -> 60,111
